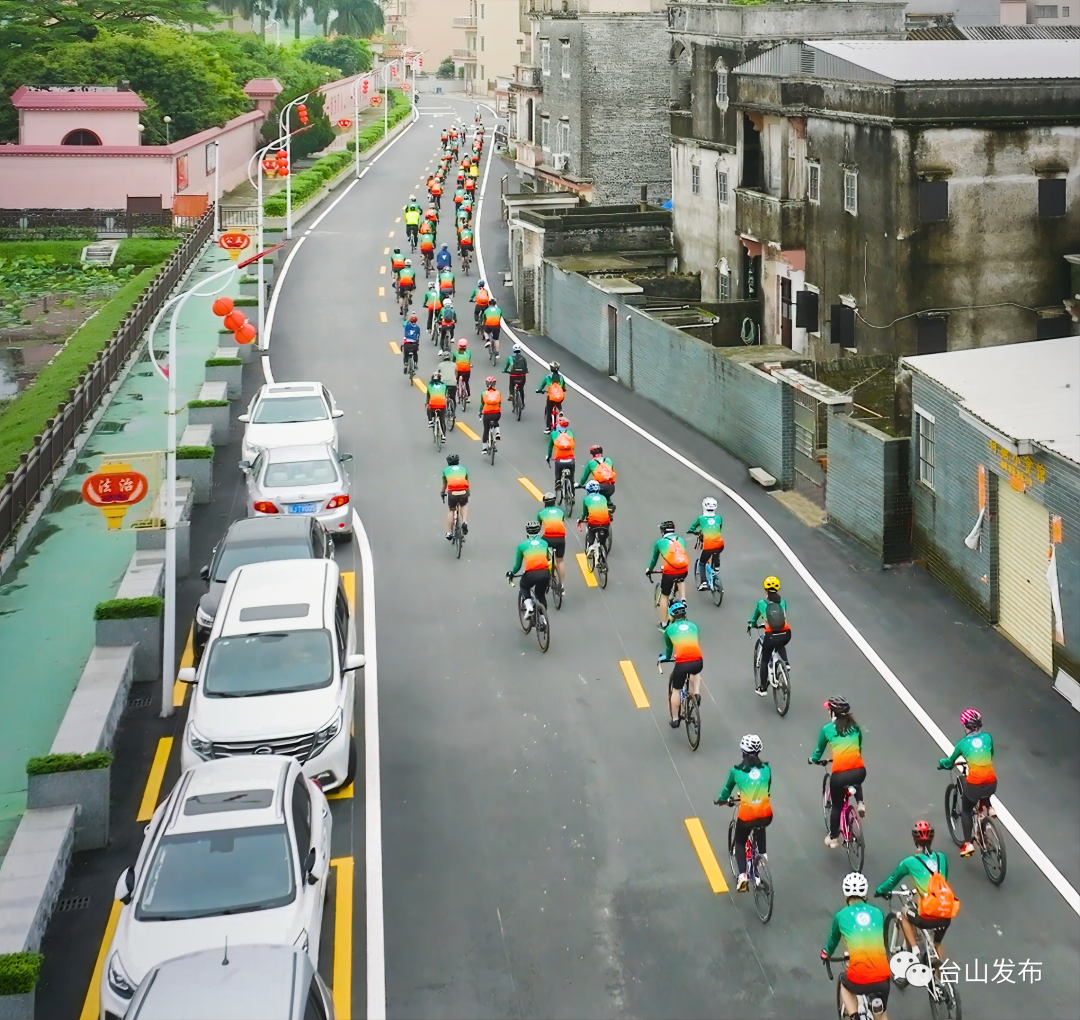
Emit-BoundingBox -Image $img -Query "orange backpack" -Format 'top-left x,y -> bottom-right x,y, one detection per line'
662,539 -> 689,571
918,856 -> 961,920
548,382 -> 565,402
592,460 -> 615,483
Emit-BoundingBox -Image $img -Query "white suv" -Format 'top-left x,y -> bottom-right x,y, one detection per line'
179,559 -> 362,791
239,382 -> 343,465
101,756 -> 330,1020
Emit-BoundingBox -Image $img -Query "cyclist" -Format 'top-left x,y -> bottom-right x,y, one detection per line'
434,350 -> 458,416
688,497 -> 724,592
438,265 -> 456,301
537,492 -> 567,584
430,175 -> 443,208
441,452 -> 469,541
423,203 -> 439,231
577,481 -> 612,560
479,375 -> 502,452
747,576 -> 789,695
535,361 -> 567,434
440,128 -> 448,146
547,413 -> 575,491
578,445 -> 616,510
404,195 -> 422,249
469,156 -> 480,179
401,312 -> 421,374
418,218 -> 436,270
810,696 -> 867,848
470,279 -> 491,332
454,337 -> 473,401
464,171 -> 476,196
390,246 -> 406,274
395,258 -> 416,313
716,734 -> 772,891
657,599 -> 703,730
458,222 -> 474,261
875,821 -> 958,974
482,300 -> 502,359
438,296 -> 457,348
436,242 -> 453,272
507,521 -> 551,623
453,183 -> 467,209
821,874 -> 892,1020
938,709 -> 996,858
502,341 -> 529,409
425,371 -> 448,436
646,521 -> 689,629
423,281 -> 442,334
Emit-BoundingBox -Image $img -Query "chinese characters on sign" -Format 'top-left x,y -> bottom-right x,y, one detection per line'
939,959 -> 1043,985
176,153 -> 189,193
988,440 -> 1046,487
80,454 -> 163,530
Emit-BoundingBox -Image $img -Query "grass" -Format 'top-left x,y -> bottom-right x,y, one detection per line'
0,239 -> 177,267
0,267 -> 156,477
26,751 -> 113,776
94,596 -> 164,620
0,951 -> 43,995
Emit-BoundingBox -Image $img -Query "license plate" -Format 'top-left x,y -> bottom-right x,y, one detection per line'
287,502 -> 317,514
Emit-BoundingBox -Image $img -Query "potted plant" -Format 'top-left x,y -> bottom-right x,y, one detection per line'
26,753 -> 113,852
94,597 -> 163,684
0,952 -> 43,1020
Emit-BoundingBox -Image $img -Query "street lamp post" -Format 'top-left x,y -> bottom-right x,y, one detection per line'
278,93 -> 310,240
163,115 -> 172,145
247,137 -> 284,340
212,140 -> 220,240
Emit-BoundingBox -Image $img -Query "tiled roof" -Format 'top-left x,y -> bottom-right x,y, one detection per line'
10,85 -> 147,111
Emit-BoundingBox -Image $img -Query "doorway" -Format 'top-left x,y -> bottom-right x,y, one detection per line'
607,305 -> 618,377
780,276 -> 792,348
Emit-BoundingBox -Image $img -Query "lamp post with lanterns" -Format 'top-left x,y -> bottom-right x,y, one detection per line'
278,93 -> 311,240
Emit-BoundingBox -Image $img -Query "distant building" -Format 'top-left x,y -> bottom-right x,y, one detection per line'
382,0 -> 472,75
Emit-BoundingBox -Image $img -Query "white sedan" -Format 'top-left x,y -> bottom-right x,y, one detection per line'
239,382 -> 343,465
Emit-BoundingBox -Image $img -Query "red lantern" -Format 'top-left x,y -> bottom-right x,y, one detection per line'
337,118 -> 352,129
390,65 -> 397,77
223,310 -> 247,332
297,104 -> 307,116
275,149 -> 288,163
362,79 -> 369,95
234,322 -> 257,345
211,296 -> 234,317
277,165 -> 289,177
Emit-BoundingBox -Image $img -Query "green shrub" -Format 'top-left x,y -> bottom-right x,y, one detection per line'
94,596 -> 164,621
0,227 -> 97,241
176,445 -> 214,459
232,297 -> 258,306
239,275 -> 259,284
188,399 -> 229,408
114,239 -> 180,267
206,357 -> 241,367
26,752 -> 112,777
132,225 -> 188,239
0,951 -> 43,995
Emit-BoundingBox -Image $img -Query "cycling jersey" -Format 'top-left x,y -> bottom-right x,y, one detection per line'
876,851 -> 949,898
420,236 -> 435,252
438,271 -> 455,293
454,189 -> 466,205
481,389 -> 501,413
442,464 -> 469,493
940,732 -> 995,785
424,209 -> 438,223
431,181 -> 443,196
434,361 -> 457,388
647,535 -> 689,575
748,596 -> 788,632
810,720 -> 865,773
511,538 -> 551,575
688,514 -> 724,551
403,321 -> 420,343
537,506 -> 566,538
578,457 -> 615,487
397,269 -> 415,288
661,618 -> 702,663
824,903 -> 891,986
424,288 -> 441,311
503,353 -> 528,375
578,492 -> 611,527
535,373 -> 565,399
458,229 -> 473,247
483,306 -> 502,328
453,349 -> 472,372
404,205 -> 422,225
426,381 -> 448,410
548,428 -> 575,460
469,163 -> 479,178
436,250 -> 452,270
391,255 -> 406,271
717,760 -> 773,822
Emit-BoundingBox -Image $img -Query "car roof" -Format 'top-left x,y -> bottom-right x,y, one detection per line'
166,756 -> 292,836
128,943 -> 311,1019
259,382 -> 323,398
263,443 -> 338,464
224,516 -> 312,542
219,559 -> 334,635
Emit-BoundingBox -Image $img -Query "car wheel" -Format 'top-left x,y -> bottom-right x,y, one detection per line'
334,530 -> 353,544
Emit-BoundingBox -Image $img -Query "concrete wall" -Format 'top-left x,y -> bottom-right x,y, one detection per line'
479,0 -> 525,83
404,0 -> 472,74
19,107 -> 140,146
171,111 -> 264,201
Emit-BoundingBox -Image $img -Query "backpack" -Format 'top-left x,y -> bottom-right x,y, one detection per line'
592,460 -> 615,483
918,855 -> 960,920
765,599 -> 787,632
548,382 -> 565,402
511,353 -> 528,373
662,539 -> 689,571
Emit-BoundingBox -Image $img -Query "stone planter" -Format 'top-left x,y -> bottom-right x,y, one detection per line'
136,521 -> 189,578
96,615 -> 162,683
205,361 -> 242,398
227,342 -> 254,365
176,454 -> 212,504
27,767 -> 110,851
0,992 -> 34,1020
187,403 -> 230,445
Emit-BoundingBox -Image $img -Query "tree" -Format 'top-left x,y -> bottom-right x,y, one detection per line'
300,36 -> 371,77
273,0 -> 310,40
330,0 -> 384,38
200,30 -> 332,96
272,88 -> 332,158
436,56 -> 455,79
0,0 -> 217,48
209,0 -> 274,36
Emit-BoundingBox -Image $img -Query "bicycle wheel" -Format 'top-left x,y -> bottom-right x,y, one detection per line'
944,784 -> 963,846
596,548 -> 608,590
602,526 -> 612,554
980,818 -> 1007,886
821,772 -> 832,835
518,594 -> 532,633
845,811 -> 866,872
727,820 -> 740,881
834,975 -> 846,1020
752,854 -> 774,924
488,437 -> 496,465
711,572 -> 724,607
536,607 -> 550,652
752,637 -> 763,687
446,400 -> 456,431
930,973 -> 962,1020
772,659 -> 791,717
454,520 -> 463,560
551,572 -> 563,610
514,390 -> 523,421
684,692 -> 700,751
884,913 -> 909,989
654,583 -> 663,609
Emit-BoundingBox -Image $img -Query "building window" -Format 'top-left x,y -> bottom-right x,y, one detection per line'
715,69 -> 728,107
717,170 -> 728,204
481,36 -> 484,50
1033,3 -> 1058,13
561,41 -> 570,78
1038,178 -> 1066,218
919,180 -> 949,222
719,272 -> 731,301
807,162 -> 820,204
541,39 -> 551,75
539,115 -> 550,151
556,119 -> 570,161
917,318 -> 947,354
61,129 -> 102,146
481,3 -> 485,16
691,164 -> 700,195
1064,6 -> 1071,13
843,169 -> 858,215
915,407 -> 936,490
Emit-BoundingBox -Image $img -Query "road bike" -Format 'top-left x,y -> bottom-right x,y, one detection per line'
693,538 -> 724,606
456,374 -> 469,412
483,420 -> 498,465
821,955 -> 888,1020
398,286 -> 413,318
422,251 -> 434,277
438,324 -> 454,353
461,247 -> 472,275
445,390 -> 457,431
429,313 -> 440,346
510,574 -> 550,652
484,327 -> 500,365
510,381 -> 524,421
556,466 -> 575,515
430,410 -> 446,450
721,797 -> 772,921
751,625 -> 790,717
878,888 -> 962,1019
659,659 -> 701,752
941,761 -> 1006,886
449,501 -> 465,560
649,573 -> 685,628
549,550 -> 564,610
403,347 -> 417,381
585,525 -> 609,589
812,759 -> 865,871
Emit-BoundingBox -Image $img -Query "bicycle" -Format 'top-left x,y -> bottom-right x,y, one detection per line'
509,574 -> 550,652
485,421 -> 498,465
456,375 -> 469,412
941,761 -> 1006,886
659,659 -> 701,752
422,251 -> 434,277
821,956 -> 888,1020
556,466 -> 575,515
449,501 -> 465,560
461,247 -> 472,275
585,526 -> 609,589
720,797 -> 771,921
445,392 -> 457,432
751,625 -> 790,717
485,327 -> 499,365
548,550 -> 564,610
398,287 -> 413,318
812,759 -> 865,871
431,410 -> 446,450
878,888 -> 962,1019
649,572 -> 685,628
510,382 -> 524,421
403,347 -> 418,381
694,538 -> 724,607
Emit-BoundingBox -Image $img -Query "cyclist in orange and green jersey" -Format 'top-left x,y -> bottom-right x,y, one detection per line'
440,453 -> 469,541
810,696 -> 867,847
458,224 -> 474,260
716,734 -> 772,890
547,415 -> 575,489
507,521 -> 551,617
423,283 -> 442,333
578,446 -> 616,508
687,496 -> 724,591
748,575 -> 790,694
389,247 -> 406,273
537,492 -> 567,584
576,482 -> 611,552
657,599 -> 702,729
822,873 -> 892,1020
425,373 -> 448,436
939,708 -> 996,857
453,338 -> 473,399
646,521 -> 689,629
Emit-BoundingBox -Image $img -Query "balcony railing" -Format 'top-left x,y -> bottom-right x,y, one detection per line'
734,187 -> 805,248
453,16 -> 477,27
452,48 -> 477,61
515,141 -> 544,169
512,64 -> 542,88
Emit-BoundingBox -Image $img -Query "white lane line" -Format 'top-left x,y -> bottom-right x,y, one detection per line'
471,104 -> 1080,918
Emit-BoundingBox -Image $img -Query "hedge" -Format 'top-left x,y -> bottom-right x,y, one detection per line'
176,445 -> 214,459
93,596 -> 164,621
26,751 -> 113,776
188,399 -> 229,408
206,357 -> 241,367
0,952 -> 43,995
233,297 -> 258,306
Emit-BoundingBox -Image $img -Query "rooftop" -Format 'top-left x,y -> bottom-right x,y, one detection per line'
903,337 -> 1080,465
10,85 -> 147,111
242,77 -> 285,98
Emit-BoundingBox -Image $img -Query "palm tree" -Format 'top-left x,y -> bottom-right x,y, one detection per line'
330,0 -> 385,37
274,0 -> 311,39
311,0 -> 334,34
210,0 -> 273,35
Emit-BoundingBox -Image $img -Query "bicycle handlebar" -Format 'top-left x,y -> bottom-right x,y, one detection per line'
809,758 -> 831,767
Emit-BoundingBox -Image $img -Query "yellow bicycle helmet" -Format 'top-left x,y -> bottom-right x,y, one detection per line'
763,576 -> 781,592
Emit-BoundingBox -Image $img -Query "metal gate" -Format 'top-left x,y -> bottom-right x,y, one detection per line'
998,482 -> 1053,673
793,388 -> 826,506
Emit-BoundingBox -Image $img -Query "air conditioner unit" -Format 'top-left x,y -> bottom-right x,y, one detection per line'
553,154 -> 569,171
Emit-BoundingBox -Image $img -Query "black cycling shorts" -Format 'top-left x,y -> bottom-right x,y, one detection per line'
660,572 -> 688,597
545,536 -> 566,560
447,492 -> 468,509
669,658 -> 703,692
906,910 -> 951,942
840,975 -> 890,1011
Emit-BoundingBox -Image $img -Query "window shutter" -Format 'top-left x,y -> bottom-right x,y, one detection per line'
830,305 -> 854,346
919,180 -> 949,223
1038,178 -> 1066,218
795,290 -> 818,331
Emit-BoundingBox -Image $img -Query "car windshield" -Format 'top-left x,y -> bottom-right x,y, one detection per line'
214,537 -> 313,582
252,395 -> 328,425
136,824 -> 295,921
203,631 -> 333,696
264,458 -> 338,489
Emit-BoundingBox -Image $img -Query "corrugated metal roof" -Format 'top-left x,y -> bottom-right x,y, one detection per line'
907,26 -> 967,40
908,24 -> 1080,40
903,336 -> 1080,465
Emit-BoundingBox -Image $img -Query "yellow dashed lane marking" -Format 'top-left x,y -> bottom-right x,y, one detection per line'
137,737 -> 173,822
575,552 -> 598,587
394,216 -> 401,223
518,477 -> 544,501
383,247 -> 390,255
685,817 -> 729,893
619,659 -> 650,708
378,286 -> 385,296
379,265 -> 387,274
456,421 -> 479,440
388,230 -> 394,238
389,341 -> 400,354
379,311 -> 388,323
413,377 -> 427,393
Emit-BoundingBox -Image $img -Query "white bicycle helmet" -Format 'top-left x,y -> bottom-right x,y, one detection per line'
842,873 -> 869,898
702,497 -> 718,514
739,734 -> 762,755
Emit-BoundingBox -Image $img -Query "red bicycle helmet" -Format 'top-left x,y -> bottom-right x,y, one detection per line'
960,708 -> 982,730
912,820 -> 934,847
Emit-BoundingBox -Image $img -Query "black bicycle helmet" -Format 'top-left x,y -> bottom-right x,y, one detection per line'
826,696 -> 850,715
446,453 -> 459,465
542,492 -> 557,506
659,520 -> 675,533
525,520 -> 541,536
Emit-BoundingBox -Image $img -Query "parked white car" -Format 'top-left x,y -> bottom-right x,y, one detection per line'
101,756 -> 331,1020
179,559 -> 362,793
239,382 -> 342,465
242,443 -> 353,541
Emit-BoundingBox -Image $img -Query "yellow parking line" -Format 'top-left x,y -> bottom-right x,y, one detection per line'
378,286 -> 385,296
575,552 -> 598,587
137,737 -> 173,822
379,311 -> 388,323
389,341 -> 400,354
78,900 -> 123,1020
341,571 -> 355,614
173,624 -> 194,706
327,782 -> 354,801
379,265 -> 386,274
518,477 -> 544,501
413,377 -> 427,393
684,817 -> 728,893
331,857 -> 354,1019
619,660 -> 650,708
455,421 -> 480,441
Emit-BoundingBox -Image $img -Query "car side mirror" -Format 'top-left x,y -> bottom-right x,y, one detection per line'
238,460 -> 252,473
115,867 -> 135,905
303,847 -> 318,884
338,452 -> 353,463
199,565 -> 210,581
237,413 -> 250,423
332,409 -> 344,419
177,667 -> 197,684
344,653 -> 366,672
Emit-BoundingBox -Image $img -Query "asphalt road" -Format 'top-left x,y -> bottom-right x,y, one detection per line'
260,95 -> 1080,1019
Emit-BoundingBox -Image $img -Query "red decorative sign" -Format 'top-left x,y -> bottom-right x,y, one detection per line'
337,118 -> 352,129
401,82 -> 411,91
83,465 -> 149,529
219,232 -> 251,260
370,94 -> 382,106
